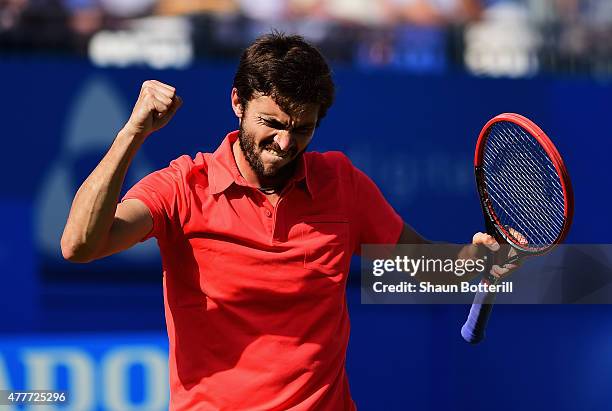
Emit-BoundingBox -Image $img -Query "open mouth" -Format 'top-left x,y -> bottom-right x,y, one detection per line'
263,146 -> 293,159
262,150 -> 290,164
266,148 -> 288,158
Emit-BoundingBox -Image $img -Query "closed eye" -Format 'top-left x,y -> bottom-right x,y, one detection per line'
259,116 -> 314,134
262,118 -> 286,130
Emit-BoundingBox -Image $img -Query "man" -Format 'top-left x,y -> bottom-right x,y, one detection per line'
61,33 -> 507,410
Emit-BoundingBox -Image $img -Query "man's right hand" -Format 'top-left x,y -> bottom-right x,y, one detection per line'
123,80 -> 182,139
62,79 -> 181,262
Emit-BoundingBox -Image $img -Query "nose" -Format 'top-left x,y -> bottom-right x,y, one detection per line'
274,131 -> 294,152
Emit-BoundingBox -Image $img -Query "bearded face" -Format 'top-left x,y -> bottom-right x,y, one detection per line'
234,95 -> 318,184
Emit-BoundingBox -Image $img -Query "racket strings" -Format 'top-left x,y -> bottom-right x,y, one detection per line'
486,131 -> 565,228
484,152 -> 564,245
484,126 -> 564,245
482,121 -> 565,248
496,126 -> 565,209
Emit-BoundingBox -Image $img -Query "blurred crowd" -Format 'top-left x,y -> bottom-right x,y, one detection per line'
1,0 -> 612,77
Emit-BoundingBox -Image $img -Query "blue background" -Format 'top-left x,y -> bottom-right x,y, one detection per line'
1,58 -> 611,410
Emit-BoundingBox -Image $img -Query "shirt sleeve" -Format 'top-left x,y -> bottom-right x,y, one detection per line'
121,156 -> 190,242
350,164 -> 404,253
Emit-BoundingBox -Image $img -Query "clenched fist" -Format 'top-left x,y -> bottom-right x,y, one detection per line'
123,80 -> 182,138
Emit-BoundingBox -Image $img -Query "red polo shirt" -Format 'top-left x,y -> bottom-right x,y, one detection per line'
122,131 -> 403,410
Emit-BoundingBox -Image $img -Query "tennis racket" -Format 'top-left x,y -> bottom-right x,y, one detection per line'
460,113 -> 574,344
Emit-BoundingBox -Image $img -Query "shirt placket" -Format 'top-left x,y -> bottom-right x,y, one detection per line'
262,200 -> 275,240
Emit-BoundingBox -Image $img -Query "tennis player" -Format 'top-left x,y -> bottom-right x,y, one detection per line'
61,33 -> 510,410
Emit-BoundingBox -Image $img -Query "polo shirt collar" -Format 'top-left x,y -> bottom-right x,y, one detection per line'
208,131 -> 315,198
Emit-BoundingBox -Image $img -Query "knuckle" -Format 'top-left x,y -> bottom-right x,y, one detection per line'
472,232 -> 484,243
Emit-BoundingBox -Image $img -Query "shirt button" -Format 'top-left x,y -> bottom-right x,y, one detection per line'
264,209 -> 272,217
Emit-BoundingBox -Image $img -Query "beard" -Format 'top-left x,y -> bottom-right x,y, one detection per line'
237,123 -> 305,185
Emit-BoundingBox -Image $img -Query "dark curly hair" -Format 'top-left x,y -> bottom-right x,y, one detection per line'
232,32 -> 335,125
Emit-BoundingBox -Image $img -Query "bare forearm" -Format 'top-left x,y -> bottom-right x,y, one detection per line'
61,80 -> 181,262
61,128 -> 144,260
396,224 -> 487,284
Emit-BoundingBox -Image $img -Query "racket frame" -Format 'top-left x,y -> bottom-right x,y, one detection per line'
474,113 -> 574,258
462,113 -> 574,343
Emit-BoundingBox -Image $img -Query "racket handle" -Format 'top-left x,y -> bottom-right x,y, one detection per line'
461,285 -> 497,344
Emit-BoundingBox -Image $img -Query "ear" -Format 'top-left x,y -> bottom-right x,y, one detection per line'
231,88 -> 243,119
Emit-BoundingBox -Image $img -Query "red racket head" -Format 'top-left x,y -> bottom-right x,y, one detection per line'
474,113 -> 574,253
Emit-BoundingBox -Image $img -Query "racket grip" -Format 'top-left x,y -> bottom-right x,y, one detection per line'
461,286 -> 498,344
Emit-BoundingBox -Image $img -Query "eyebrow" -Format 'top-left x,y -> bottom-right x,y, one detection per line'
259,114 -> 316,130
